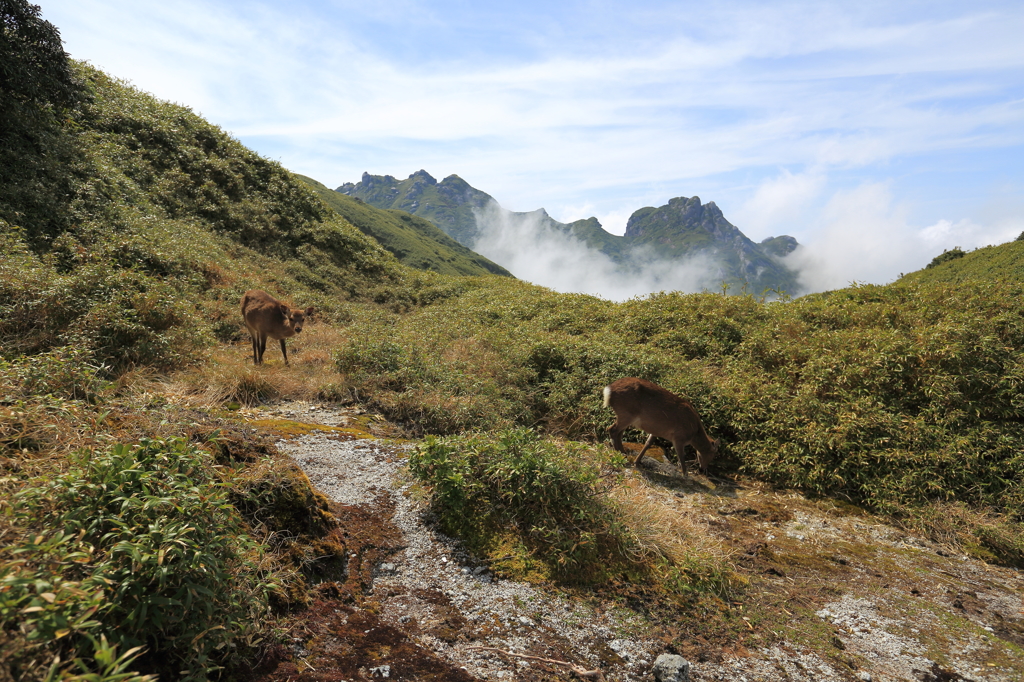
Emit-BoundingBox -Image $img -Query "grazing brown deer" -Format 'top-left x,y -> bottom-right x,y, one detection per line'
603,377 -> 719,476
241,290 -> 314,366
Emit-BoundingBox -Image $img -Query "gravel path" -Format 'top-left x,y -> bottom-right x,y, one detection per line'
255,402 -> 1024,682
280,429 -> 660,681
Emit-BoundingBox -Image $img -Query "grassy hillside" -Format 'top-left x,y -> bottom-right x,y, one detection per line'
299,174 -> 512,277
0,48 -> 484,680
899,236 -> 1024,286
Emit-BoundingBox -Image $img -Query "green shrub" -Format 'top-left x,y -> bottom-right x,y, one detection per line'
725,282 -> 1024,523
0,225 -> 213,371
409,429 -> 630,582
926,247 -> 966,269
4,438 -> 272,681
0,346 -> 108,401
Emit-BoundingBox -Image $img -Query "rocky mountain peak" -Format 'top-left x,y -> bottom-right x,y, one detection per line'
760,235 -> 799,258
409,169 -> 437,185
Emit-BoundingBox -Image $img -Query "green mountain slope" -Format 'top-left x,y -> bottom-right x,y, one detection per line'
299,174 -> 511,277
898,237 -> 1024,285
338,170 -> 493,245
563,216 -> 629,261
0,61 -> 416,368
624,196 -> 800,293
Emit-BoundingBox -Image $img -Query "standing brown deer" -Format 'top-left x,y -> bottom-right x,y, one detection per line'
603,377 -> 719,476
241,290 -> 314,366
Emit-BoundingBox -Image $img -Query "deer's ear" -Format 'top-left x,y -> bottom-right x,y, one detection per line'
305,307 -> 315,316
279,303 -> 290,316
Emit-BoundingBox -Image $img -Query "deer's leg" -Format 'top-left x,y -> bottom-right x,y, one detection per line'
671,437 -> 690,477
250,333 -> 259,365
280,339 -> 289,366
608,422 -> 627,454
634,433 -> 656,466
257,334 -> 267,365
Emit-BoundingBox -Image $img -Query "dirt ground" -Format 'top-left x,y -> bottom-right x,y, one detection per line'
238,402 -> 1024,682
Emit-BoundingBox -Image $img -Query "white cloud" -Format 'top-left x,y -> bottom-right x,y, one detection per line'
470,202 -> 718,301
919,217 -> 1021,251
787,183 -> 1022,293
734,169 -> 826,241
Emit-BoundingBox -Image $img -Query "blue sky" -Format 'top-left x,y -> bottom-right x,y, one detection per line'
41,0 -> 1024,290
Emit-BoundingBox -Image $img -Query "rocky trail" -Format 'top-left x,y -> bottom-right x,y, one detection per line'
241,401 -> 1024,682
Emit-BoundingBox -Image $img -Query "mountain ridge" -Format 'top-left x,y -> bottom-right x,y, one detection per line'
338,170 -> 801,294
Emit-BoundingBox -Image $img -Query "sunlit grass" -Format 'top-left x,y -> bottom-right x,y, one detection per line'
167,322 -> 352,407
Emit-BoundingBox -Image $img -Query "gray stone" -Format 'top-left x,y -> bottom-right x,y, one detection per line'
653,653 -> 690,682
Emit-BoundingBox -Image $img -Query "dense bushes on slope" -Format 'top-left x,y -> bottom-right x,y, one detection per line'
342,281 -> 1024,553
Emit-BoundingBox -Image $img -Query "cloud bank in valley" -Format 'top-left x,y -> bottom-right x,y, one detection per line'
470,202 -> 736,301
472,181 -> 1024,301
737,174 -> 1024,293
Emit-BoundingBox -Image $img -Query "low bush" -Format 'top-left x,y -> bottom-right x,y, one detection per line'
409,428 -> 630,582
0,225 -> 213,371
2,438 -> 272,681
409,428 -> 735,597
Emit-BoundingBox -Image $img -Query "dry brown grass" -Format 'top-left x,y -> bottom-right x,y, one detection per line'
167,322 -> 353,407
894,500 -> 1024,566
606,473 -> 732,571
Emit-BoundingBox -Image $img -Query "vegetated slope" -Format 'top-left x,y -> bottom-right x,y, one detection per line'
298,174 -> 512,277
0,60 -> 460,369
4,9 -> 1024,680
0,28 -> 458,679
340,170 -> 801,295
337,278 -> 1024,564
338,169 -> 493,245
898,235 -> 1024,286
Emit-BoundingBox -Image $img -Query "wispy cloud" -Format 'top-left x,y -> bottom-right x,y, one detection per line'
788,182 -> 1024,292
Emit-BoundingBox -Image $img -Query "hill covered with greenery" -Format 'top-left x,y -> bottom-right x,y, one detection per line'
298,174 -> 512,277
898,235 -> 1024,286
3,4 -> 1024,680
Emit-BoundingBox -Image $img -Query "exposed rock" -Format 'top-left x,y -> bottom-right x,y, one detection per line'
652,653 -> 690,682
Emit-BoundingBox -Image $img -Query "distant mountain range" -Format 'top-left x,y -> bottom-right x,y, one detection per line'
338,171 -> 801,295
